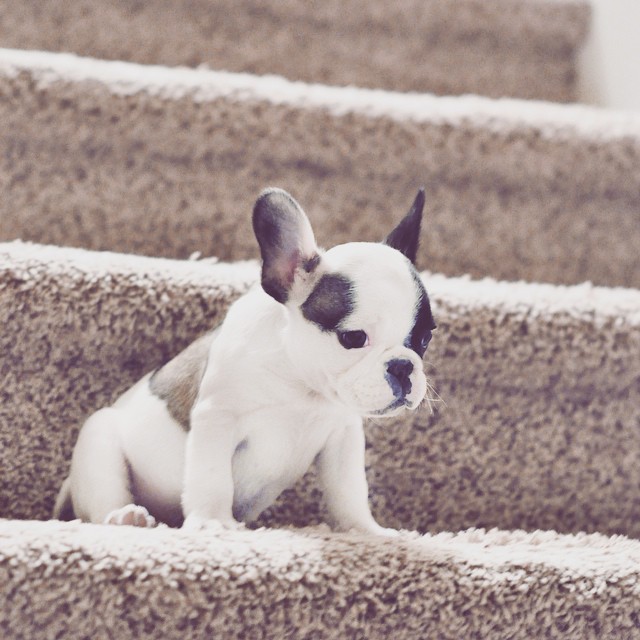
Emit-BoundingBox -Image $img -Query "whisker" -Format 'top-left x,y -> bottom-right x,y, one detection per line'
422,359 -> 437,373
426,381 -> 446,407
366,416 -> 386,428
419,379 -> 446,415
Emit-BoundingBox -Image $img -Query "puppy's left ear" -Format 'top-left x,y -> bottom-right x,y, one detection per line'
384,188 -> 425,265
253,188 -> 321,304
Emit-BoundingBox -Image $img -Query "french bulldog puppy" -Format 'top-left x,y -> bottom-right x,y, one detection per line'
54,188 -> 436,534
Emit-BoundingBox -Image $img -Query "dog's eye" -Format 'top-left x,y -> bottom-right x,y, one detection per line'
337,330 -> 368,349
411,329 -> 433,357
421,331 -> 432,351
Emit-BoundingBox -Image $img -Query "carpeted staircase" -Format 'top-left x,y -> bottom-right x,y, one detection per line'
3,1 -> 640,638
0,0 -> 589,101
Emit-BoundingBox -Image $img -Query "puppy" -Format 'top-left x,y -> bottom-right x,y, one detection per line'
53,188 -> 436,534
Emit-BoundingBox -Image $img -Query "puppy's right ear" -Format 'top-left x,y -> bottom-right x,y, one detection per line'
252,188 -> 321,304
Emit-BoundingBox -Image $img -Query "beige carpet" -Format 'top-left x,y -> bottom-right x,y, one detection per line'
2,2 -> 640,637
1,240 -> 640,638
3,520 -> 640,640
1,49 -> 639,289
0,0 -> 589,101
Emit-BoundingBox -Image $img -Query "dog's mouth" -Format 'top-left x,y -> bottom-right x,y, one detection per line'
327,368 -> 425,419
368,397 -> 411,418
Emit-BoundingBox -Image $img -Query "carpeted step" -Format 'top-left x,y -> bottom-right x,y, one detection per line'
1,49 -> 639,289
2,519 -> 640,640
1,241 -> 640,638
2,241 -> 639,538
0,0 -> 590,102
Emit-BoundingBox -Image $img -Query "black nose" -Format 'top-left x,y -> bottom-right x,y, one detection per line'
386,359 -> 414,398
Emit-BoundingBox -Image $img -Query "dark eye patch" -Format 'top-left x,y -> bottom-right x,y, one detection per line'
302,273 -> 355,332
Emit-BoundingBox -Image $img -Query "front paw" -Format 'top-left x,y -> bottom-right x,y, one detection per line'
182,514 -> 246,532
357,524 -> 399,538
337,519 -> 399,537
372,526 -> 400,538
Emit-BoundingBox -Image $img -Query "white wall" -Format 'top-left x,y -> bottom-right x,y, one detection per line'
577,0 -> 640,111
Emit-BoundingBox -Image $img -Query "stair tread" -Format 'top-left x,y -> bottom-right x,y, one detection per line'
0,0 -> 590,101
2,49 -> 640,288
1,518 -> 638,639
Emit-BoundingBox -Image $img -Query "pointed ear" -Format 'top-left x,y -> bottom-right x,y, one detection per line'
384,188 -> 425,265
252,188 -> 320,303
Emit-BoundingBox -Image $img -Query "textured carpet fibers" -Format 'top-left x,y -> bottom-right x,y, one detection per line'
2,241 -> 639,538
0,0 -> 590,101
1,238 -> 640,637
1,7 -> 639,634
2,520 -> 639,640
1,49 -> 639,288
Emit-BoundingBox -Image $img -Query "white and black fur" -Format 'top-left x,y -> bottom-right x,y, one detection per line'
54,188 -> 436,534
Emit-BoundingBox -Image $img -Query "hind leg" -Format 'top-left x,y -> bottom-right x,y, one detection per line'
69,407 -> 155,527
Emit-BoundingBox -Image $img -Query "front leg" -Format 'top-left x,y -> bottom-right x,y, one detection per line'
318,417 -> 396,536
182,397 -> 239,530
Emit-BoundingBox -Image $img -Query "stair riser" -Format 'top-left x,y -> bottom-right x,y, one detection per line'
2,243 -> 639,537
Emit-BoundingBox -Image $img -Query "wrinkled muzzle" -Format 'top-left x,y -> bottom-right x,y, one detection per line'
332,351 -> 427,417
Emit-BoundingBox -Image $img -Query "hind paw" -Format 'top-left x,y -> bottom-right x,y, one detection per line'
105,504 -> 157,528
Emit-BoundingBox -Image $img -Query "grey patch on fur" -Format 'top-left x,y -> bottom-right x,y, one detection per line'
149,328 -> 219,430
301,273 -> 354,331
